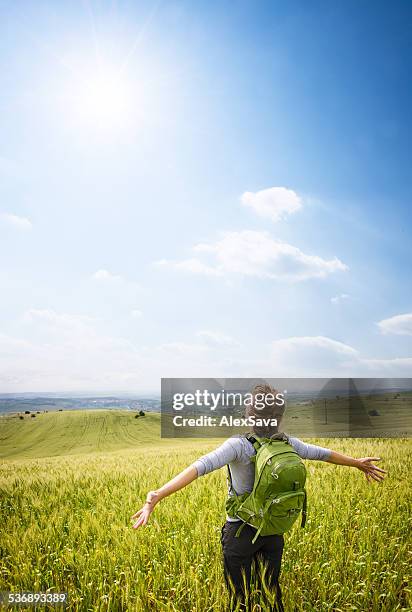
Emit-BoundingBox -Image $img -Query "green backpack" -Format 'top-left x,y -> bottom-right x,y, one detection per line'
226,433 -> 307,543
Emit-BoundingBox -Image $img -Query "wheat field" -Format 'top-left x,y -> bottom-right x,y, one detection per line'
0,410 -> 411,611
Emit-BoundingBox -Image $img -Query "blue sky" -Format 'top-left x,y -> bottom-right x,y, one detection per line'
0,0 -> 411,392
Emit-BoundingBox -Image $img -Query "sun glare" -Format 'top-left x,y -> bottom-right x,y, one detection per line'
69,68 -> 134,130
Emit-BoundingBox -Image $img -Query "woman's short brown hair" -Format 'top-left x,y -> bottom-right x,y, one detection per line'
245,383 -> 285,437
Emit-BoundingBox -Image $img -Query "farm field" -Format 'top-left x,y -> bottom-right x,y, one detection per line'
161,391 -> 412,439
282,391 -> 412,438
0,410 -> 411,611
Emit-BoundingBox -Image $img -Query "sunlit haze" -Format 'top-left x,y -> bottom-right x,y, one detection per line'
0,2 -> 411,393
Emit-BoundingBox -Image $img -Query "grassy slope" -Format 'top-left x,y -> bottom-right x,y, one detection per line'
0,410 -> 185,459
1,393 -> 410,461
282,392 -> 412,437
0,410 -> 411,611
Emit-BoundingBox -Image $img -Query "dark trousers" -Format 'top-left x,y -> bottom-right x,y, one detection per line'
221,520 -> 285,612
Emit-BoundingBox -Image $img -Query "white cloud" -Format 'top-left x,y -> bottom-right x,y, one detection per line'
92,269 -> 123,282
150,334 -> 243,378
272,335 -> 358,356
156,331 -> 239,359
22,309 -> 100,343
23,309 -> 97,327
1,213 -> 32,230
91,269 -> 146,307
0,309 -> 144,392
377,313 -> 412,336
157,341 -> 210,356
270,334 -> 412,377
331,293 -> 350,304
241,187 -> 302,222
1,317 -> 412,391
155,258 -> 219,277
154,333 -> 412,379
271,335 -> 358,375
131,309 -> 143,318
0,313 -> 247,391
196,330 -> 239,347
362,357 -> 412,373
157,230 -> 348,282
0,333 -> 32,353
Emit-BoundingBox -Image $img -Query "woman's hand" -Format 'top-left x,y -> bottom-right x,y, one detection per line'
355,457 -> 387,483
131,490 -> 159,529
130,466 -> 198,531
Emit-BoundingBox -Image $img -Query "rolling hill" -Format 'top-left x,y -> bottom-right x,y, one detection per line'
0,410 -> 169,459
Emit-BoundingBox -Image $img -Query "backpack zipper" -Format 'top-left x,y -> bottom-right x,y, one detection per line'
270,490 -> 305,505
271,459 -> 305,479
252,451 -> 300,491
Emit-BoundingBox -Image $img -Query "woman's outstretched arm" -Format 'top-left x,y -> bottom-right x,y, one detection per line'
131,465 -> 198,529
326,451 -> 387,484
131,437 -> 241,530
290,437 -> 387,484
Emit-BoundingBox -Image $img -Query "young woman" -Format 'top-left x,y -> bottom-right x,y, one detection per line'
131,384 -> 386,611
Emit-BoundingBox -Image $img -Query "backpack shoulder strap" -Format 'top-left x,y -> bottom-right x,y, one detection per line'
245,432 -> 262,451
226,463 -> 236,496
245,431 -> 290,449
227,434 -> 244,496
301,490 -> 307,528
